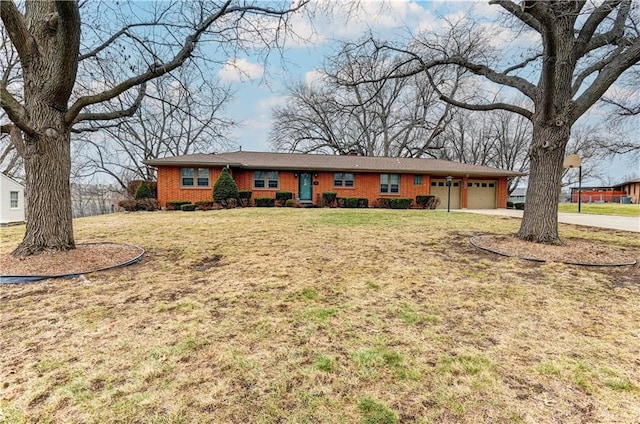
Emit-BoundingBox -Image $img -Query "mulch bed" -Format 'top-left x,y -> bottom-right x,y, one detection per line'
0,243 -> 143,277
471,234 -> 638,266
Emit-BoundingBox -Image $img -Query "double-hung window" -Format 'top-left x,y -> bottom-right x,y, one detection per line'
254,171 -> 279,189
181,168 -> 209,187
10,191 -> 19,209
334,172 -> 354,187
380,174 -> 400,194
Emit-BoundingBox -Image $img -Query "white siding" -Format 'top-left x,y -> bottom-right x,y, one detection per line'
0,174 -> 25,225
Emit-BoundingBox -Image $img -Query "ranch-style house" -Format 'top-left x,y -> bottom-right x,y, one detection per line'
144,151 -> 526,209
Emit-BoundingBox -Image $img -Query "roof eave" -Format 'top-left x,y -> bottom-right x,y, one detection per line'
145,160 -> 526,177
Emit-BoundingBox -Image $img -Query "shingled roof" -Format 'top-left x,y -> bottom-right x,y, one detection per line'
144,151 -> 526,177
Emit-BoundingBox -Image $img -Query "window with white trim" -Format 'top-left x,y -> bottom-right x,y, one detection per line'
334,172 -> 354,187
380,174 -> 400,193
181,168 -> 209,187
10,191 -> 18,209
254,171 -> 279,188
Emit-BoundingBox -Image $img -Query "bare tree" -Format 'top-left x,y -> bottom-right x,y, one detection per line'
437,108 -> 530,194
0,24 -> 24,180
270,46 -> 459,158
1,0 -> 309,256
75,69 -> 235,190
601,66 -> 640,116
340,1 -> 640,243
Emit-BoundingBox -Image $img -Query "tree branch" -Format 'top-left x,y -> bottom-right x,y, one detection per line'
576,0 -> 629,57
502,54 -> 542,75
72,82 -> 147,124
572,45 -> 623,96
0,0 -> 36,63
437,91 -> 533,120
7,123 -> 26,157
65,0 -> 308,125
601,97 -> 640,116
1,86 -> 38,138
489,0 -> 544,33
573,38 -> 640,119
79,22 -> 162,61
355,42 -> 537,101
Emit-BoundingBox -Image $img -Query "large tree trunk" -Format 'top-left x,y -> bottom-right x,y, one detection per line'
517,121 -> 570,244
8,0 -> 80,256
13,125 -> 74,256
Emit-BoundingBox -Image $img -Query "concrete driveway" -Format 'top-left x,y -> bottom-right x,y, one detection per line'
458,209 -> 640,233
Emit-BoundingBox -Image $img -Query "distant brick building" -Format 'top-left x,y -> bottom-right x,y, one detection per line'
613,178 -> 640,204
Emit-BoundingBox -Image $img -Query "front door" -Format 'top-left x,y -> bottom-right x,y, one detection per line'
299,172 -> 313,201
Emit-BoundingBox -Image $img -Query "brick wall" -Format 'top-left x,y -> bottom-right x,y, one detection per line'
497,177 -> 508,208
231,171 -> 434,206
156,165 -> 511,208
156,166 -> 222,206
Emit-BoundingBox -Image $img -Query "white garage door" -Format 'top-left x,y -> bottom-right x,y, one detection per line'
430,179 -> 461,209
467,180 -> 497,209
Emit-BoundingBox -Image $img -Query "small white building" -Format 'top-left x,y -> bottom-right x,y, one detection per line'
0,173 -> 25,226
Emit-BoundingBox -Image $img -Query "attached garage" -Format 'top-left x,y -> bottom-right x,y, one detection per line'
467,180 -> 497,209
430,179 -> 461,209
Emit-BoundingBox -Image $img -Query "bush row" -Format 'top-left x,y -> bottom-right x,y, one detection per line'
162,192 -> 443,210
118,198 -> 159,212
336,197 -> 369,208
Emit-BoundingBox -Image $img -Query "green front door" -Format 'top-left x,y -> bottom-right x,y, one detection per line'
299,172 -> 313,201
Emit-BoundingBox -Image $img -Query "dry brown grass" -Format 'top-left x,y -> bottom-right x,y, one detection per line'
1,209 -> 639,423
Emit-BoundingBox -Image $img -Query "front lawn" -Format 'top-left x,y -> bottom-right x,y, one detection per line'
1,209 -> 639,423
558,202 -> 640,216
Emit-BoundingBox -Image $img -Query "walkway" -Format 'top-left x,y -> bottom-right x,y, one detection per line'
458,209 -> 640,233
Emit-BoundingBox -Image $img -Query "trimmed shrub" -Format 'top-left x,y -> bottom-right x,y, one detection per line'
336,197 -> 368,208
507,201 -> 514,208
389,198 -> 412,209
167,200 -> 191,210
213,167 -> 239,207
118,199 -> 138,212
119,199 -> 159,211
238,190 -> 252,207
344,197 -> 359,208
136,198 -> 158,211
322,192 -> 337,207
514,202 -> 525,210
416,195 -> 434,209
134,182 -> 154,200
127,180 -> 157,199
195,200 -> 215,210
181,204 -> 197,211
376,198 -> 390,209
285,199 -> 296,207
255,197 -> 275,207
276,191 -> 293,201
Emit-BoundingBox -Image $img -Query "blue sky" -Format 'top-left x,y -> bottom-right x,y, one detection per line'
211,1 -> 638,184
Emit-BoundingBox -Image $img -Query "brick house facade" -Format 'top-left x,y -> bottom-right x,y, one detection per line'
145,151 -> 525,209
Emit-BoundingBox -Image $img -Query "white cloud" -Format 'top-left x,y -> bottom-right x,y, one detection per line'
257,96 -> 288,111
217,58 -> 264,83
304,69 -> 326,87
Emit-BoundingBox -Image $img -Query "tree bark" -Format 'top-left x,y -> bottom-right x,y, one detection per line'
517,120 -> 570,244
14,124 -> 75,255
8,0 -> 80,256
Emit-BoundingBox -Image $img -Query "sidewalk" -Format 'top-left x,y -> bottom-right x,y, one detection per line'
458,209 -> 640,233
